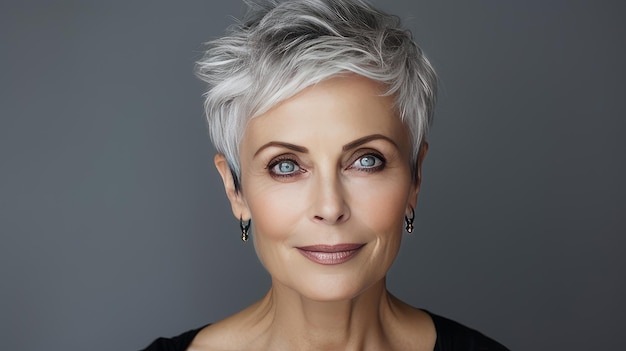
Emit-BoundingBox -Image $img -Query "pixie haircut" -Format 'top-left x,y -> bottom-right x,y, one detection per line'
196,0 -> 437,190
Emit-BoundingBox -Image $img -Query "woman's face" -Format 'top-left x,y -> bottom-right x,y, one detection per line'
217,75 -> 424,302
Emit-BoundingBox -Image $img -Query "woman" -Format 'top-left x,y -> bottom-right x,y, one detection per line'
144,0 -> 509,350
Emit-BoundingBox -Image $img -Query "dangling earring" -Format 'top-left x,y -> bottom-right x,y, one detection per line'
240,216 -> 251,242
404,206 -> 415,234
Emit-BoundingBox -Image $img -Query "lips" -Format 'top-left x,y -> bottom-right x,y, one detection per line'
296,243 -> 365,265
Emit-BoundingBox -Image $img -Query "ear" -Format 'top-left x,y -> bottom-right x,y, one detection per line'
214,154 -> 251,220
408,142 -> 428,211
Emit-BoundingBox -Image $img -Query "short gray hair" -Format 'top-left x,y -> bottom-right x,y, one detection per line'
196,0 -> 437,190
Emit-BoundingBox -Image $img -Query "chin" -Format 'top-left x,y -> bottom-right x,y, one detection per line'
286,273 -> 383,302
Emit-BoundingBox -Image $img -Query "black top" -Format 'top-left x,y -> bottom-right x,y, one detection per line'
141,311 -> 509,351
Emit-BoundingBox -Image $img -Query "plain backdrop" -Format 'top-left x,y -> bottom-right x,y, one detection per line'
1,1 -> 625,350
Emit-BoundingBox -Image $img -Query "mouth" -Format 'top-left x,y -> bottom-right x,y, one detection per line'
296,243 -> 365,265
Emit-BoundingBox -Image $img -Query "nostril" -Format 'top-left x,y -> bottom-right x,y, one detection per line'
313,214 -> 345,223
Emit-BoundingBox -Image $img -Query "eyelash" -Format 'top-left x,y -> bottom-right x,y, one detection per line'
265,151 -> 386,179
266,155 -> 304,179
349,152 -> 386,173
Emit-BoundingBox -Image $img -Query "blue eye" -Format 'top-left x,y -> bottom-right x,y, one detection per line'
352,154 -> 384,171
359,156 -> 377,167
271,160 -> 300,175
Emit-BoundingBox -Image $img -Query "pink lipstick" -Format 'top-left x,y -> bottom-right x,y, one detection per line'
296,244 -> 365,265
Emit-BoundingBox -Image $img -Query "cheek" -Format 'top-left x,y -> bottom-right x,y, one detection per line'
245,183 -> 307,264
349,176 -> 411,234
247,184 -> 305,233
347,176 -> 411,284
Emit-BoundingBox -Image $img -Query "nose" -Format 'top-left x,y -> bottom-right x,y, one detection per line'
311,170 -> 350,225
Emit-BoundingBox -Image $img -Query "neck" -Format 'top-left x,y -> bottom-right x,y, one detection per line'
256,278 -> 396,351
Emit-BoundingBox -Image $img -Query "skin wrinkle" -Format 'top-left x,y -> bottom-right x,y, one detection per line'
190,1 -> 441,349
253,134 -> 399,159
196,0 -> 437,184
201,76 -> 434,351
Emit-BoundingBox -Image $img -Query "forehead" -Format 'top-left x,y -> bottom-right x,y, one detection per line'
242,75 -> 410,153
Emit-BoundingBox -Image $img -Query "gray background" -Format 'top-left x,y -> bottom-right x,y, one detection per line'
1,1 -> 624,350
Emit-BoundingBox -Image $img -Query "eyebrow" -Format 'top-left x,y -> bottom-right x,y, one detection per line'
254,141 -> 309,156
342,134 -> 399,151
253,134 -> 398,157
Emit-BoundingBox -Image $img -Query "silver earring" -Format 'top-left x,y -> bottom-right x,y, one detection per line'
240,216 -> 251,242
404,206 -> 415,234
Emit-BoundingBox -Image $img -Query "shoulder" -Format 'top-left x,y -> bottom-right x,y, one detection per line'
424,311 -> 510,351
140,325 -> 208,351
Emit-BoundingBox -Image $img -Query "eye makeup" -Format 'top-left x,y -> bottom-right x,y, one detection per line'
266,154 -> 306,179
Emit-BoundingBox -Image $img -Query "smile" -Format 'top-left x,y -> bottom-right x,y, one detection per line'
296,244 -> 365,265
